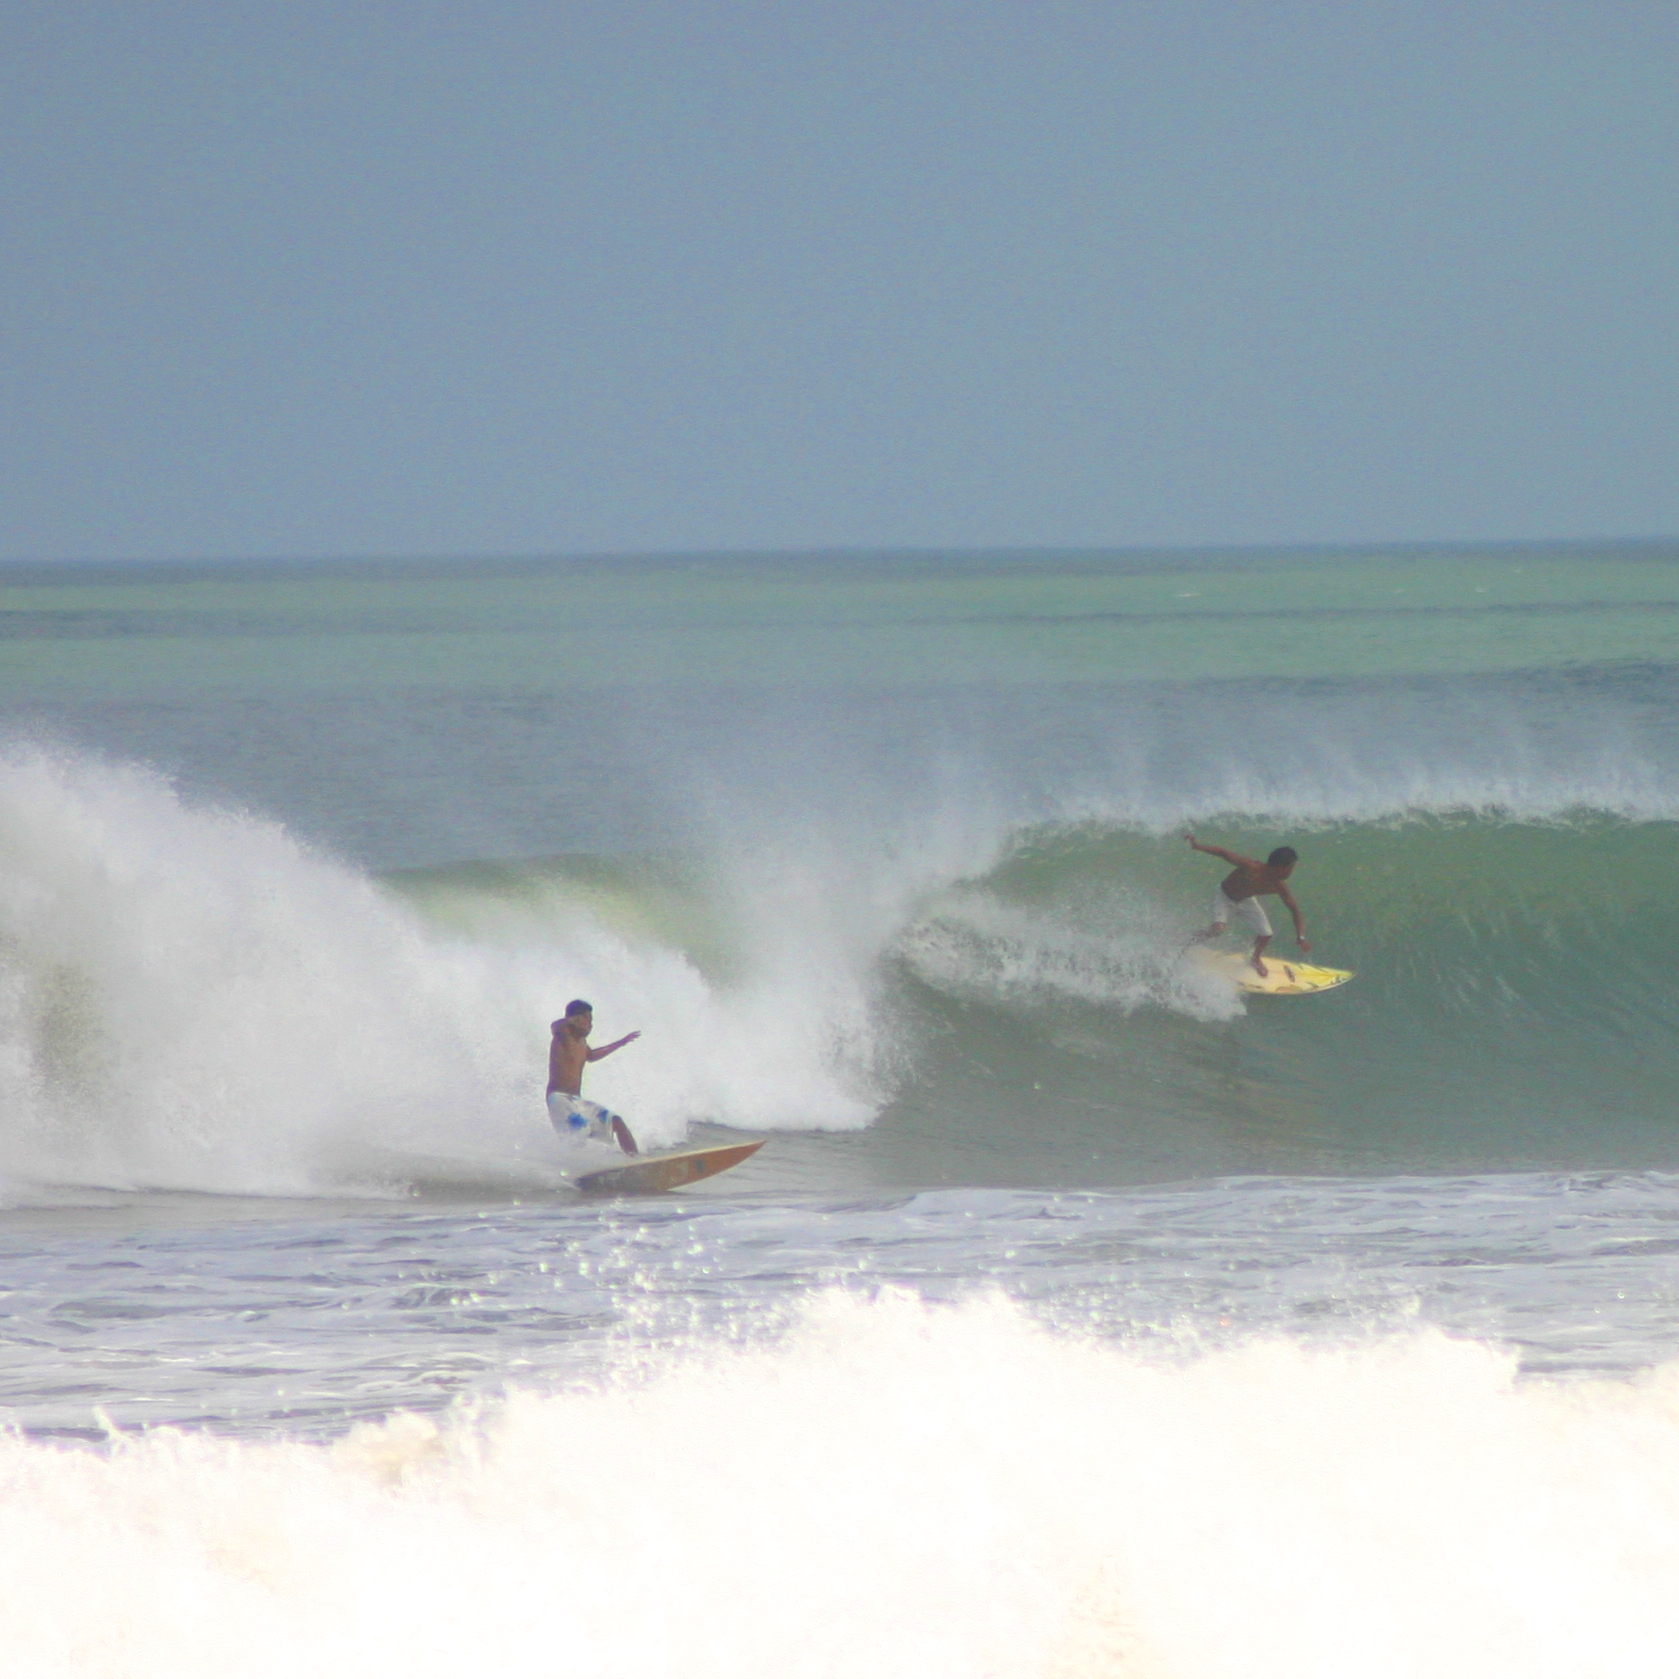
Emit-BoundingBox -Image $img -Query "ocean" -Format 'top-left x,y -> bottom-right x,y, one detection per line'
4,541 -> 1679,1675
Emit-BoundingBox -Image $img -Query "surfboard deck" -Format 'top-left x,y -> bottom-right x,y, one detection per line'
573,1139 -> 765,1196
1196,950 -> 1355,996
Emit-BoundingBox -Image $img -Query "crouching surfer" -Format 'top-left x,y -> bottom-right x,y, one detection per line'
1187,832 -> 1310,978
547,999 -> 640,1155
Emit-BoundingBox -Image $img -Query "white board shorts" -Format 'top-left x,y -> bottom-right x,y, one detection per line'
547,1092 -> 621,1145
1213,887 -> 1273,937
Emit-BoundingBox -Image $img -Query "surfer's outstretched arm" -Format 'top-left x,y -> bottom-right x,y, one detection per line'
1185,832 -> 1259,869
587,1030 -> 641,1063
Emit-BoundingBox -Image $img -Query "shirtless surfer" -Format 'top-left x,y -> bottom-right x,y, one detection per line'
547,1000 -> 640,1155
1187,833 -> 1310,977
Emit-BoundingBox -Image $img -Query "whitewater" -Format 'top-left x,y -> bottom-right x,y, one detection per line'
5,542 -> 1679,1676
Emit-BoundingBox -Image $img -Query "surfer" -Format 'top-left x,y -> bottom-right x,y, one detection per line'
547,1000 -> 640,1155
1186,832 -> 1311,978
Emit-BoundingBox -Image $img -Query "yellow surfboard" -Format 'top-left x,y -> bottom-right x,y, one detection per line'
573,1139 -> 765,1196
1196,950 -> 1354,996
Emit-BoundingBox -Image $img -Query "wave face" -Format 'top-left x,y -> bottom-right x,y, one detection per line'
10,731 -> 1679,1199
893,811 -> 1679,1181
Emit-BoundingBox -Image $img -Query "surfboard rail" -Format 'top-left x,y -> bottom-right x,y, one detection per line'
573,1139 -> 765,1196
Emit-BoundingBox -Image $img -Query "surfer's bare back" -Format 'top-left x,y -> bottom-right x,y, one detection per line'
547,999 -> 640,1155
1187,832 -> 1310,977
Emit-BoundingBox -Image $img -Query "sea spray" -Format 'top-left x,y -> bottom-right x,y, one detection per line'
898,886 -> 1242,1020
0,746 -> 892,1200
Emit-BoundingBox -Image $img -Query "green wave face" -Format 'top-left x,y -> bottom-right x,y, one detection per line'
885,812 -> 1679,1182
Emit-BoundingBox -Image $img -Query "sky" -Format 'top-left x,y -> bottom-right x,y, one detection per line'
1,1 -> 1674,561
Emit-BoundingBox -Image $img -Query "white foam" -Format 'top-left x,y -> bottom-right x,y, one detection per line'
3,1291 -> 1678,1676
898,889 -> 1243,1021
0,745 -> 893,1199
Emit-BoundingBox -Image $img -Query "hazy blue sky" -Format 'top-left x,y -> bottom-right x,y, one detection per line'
2,2 -> 1674,560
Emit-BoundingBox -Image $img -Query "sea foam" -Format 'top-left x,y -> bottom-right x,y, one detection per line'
2,1291 -> 1677,1677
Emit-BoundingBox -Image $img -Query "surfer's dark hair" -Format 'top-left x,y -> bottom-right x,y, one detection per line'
564,998 -> 593,1017
1267,847 -> 1298,868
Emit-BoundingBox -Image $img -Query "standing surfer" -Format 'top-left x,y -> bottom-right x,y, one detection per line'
1187,832 -> 1310,978
548,999 -> 640,1155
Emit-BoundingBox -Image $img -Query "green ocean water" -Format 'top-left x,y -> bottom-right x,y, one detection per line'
3,540 -> 1677,692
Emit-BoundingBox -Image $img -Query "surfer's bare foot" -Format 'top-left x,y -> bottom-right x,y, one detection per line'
1251,956 -> 1268,977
